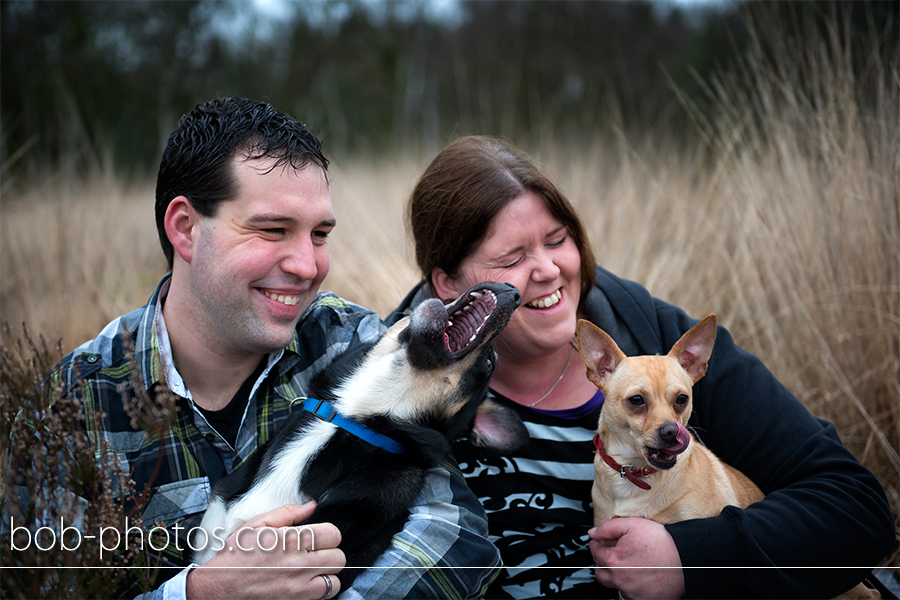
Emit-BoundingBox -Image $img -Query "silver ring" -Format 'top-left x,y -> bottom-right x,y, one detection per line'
320,574 -> 333,600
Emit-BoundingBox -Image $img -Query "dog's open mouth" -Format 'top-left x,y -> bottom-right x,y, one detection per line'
403,282 -> 519,369
444,290 -> 499,357
646,447 -> 680,469
645,421 -> 691,469
646,436 -> 690,469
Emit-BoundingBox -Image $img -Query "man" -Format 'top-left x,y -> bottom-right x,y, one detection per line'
48,97 -> 501,599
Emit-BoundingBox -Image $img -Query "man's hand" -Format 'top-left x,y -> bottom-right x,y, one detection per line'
589,517 -> 685,599
186,502 -> 345,600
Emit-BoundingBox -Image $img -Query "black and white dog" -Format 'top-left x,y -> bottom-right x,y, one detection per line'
191,282 -> 527,586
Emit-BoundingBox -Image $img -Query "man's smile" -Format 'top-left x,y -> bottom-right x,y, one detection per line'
262,290 -> 302,306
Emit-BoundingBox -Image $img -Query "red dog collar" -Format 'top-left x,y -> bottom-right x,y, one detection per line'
593,434 -> 657,490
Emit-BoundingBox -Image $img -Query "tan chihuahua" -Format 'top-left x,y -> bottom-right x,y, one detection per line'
576,314 -> 763,524
576,315 -> 880,600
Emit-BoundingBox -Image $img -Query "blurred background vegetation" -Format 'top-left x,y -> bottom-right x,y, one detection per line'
2,0 -> 896,185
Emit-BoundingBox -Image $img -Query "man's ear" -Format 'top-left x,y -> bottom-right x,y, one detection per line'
431,268 -> 465,301
164,196 -> 200,265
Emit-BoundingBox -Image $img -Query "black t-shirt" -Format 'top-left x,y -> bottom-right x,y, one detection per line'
198,358 -> 266,447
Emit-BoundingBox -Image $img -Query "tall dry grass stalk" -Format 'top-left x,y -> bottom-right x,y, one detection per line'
0,172 -> 166,351
1,4 -> 897,579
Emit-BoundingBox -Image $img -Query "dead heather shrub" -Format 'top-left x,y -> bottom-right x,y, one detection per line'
1,323 -> 175,598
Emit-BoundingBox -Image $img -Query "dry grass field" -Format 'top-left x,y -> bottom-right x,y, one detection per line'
1,8 -> 898,581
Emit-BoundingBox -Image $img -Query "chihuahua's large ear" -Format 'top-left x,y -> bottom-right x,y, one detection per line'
576,319 -> 626,389
668,314 -> 717,383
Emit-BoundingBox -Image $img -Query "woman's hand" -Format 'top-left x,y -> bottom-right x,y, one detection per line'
186,502 -> 345,600
589,517 -> 685,599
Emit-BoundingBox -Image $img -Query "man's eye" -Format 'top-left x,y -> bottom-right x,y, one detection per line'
262,228 -> 285,235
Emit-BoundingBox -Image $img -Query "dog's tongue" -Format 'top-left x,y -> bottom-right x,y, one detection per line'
666,421 -> 691,455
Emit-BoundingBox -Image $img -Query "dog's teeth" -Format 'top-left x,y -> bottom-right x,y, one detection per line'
470,291 -> 483,298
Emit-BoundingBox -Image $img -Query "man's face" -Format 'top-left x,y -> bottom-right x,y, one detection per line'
188,157 -> 334,356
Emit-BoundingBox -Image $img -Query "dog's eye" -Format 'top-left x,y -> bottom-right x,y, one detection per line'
675,394 -> 689,406
627,395 -> 644,407
486,357 -> 494,372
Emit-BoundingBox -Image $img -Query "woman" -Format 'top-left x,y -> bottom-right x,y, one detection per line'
389,136 -> 895,599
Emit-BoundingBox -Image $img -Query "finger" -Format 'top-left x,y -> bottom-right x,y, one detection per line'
589,528 -> 618,546
243,502 -> 317,530
594,565 -> 614,588
595,516 -> 630,540
279,522 -> 343,553
304,547 -> 346,572
315,573 -> 341,600
590,538 -> 614,566
235,523 -> 343,559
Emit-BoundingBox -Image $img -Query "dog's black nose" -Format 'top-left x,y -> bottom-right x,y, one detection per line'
500,282 -> 521,305
658,422 -> 679,445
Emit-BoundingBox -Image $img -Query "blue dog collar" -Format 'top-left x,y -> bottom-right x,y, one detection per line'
291,397 -> 406,455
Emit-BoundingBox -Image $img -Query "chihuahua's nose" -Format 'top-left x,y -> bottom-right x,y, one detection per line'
658,422 -> 679,446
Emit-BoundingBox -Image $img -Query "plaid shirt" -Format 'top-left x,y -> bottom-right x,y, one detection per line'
50,274 -> 501,599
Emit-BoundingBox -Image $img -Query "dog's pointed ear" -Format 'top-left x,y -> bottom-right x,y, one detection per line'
576,319 -> 626,389
668,314 -> 717,383
470,399 -> 528,453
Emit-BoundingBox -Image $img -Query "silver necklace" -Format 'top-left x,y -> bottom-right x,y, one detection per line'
529,345 -> 575,407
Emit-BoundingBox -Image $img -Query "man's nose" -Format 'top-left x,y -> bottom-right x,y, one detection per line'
281,237 -> 320,281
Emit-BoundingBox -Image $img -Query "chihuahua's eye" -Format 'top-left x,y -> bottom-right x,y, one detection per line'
486,357 -> 494,372
627,395 -> 644,407
675,394 -> 689,406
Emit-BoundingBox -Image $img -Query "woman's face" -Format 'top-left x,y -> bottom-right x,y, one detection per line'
433,190 -> 582,361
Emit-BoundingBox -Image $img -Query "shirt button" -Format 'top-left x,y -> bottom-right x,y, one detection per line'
204,433 -> 217,443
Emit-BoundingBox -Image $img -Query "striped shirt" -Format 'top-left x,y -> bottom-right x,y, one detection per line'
46,274 -> 501,599
453,389 -> 614,599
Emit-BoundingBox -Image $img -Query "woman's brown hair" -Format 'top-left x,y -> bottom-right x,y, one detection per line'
406,135 -> 596,306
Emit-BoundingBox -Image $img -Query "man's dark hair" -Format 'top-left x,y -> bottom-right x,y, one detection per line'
154,97 -> 329,269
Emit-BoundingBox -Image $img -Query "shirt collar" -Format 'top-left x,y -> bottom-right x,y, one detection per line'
151,276 -> 286,402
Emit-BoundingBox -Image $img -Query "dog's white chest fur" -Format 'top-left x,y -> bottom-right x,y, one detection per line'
192,420 -> 335,564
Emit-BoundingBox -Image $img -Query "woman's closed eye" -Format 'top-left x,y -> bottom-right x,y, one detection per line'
547,235 -> 567,248
499,255 -> 525,269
